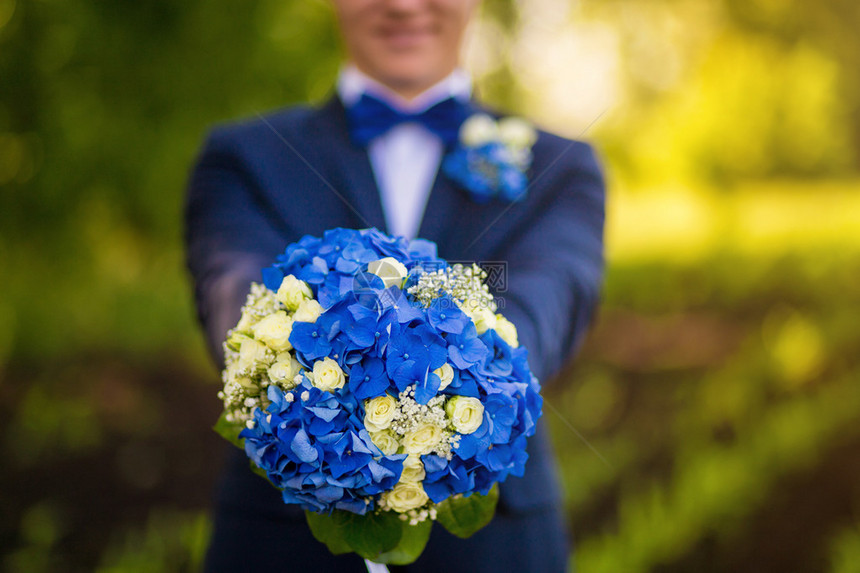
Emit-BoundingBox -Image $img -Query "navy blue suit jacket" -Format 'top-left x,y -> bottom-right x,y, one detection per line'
185,95 -> 605,572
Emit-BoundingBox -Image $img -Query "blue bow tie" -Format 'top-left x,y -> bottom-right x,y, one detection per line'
346,93 -> 470,146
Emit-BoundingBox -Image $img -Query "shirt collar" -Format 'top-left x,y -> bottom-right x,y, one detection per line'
337,65 -> 472,113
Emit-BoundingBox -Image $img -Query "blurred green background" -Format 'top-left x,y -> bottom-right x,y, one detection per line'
2,0 -> 859,571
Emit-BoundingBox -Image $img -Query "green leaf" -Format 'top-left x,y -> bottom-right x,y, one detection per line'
305,511 -> 353,555
306,510 -> 404,561
435,485 -> 499,539
341,510 -> 403,560
374,519 -> 432,565
213,411 -> 245,449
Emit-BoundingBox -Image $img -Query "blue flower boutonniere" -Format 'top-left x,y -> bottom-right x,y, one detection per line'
442,114 -> 538,203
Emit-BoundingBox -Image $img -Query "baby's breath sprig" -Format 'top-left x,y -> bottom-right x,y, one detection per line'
388,386 -> 459,460
407,263 -> 496,313
391,504 -> 438,526
220,282 -> 295,426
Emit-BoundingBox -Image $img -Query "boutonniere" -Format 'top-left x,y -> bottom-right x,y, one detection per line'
442,114 -> 538,203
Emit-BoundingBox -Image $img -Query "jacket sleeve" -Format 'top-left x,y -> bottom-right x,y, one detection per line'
495,140 -> 606,383
184,127 -> 288,368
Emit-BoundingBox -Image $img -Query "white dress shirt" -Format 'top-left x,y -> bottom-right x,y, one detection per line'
337,66 -> 472,240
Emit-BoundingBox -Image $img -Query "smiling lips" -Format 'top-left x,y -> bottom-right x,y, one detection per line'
375,24 -> 437,51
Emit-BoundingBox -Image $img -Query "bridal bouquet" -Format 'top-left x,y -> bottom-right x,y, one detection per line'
215,228 -> 542,564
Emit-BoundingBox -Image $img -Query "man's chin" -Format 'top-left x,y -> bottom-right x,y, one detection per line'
371,62 -> 451,98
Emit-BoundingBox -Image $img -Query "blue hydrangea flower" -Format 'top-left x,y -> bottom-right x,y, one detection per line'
446,322 -> 489,370
262,228 -> 445,306
478,329 -> 515,379
442,142 -> 530,203
385,321 -> 447,402
422,455 -> 474,503
427,296 -> 470,335
348,357 -> 389,400
241,381 -> 405,514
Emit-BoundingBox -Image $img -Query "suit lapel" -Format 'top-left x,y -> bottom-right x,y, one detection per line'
302,96 -> 529,263
307,96 -> 388,232
416,164 -> 462,250
419,164 -> 532,265
419,101 -> 532,262
418,100 -> 485,253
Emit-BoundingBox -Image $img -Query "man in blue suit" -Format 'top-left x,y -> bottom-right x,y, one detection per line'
185,1 -> 605,571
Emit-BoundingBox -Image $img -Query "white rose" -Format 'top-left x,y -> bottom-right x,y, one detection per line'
234,309 -> 258,332
383,481 -> 429,513
366,257 -> 408,289
402,423 -> 443,455
458,298 -> 497,335
293,298 -> 323,323
507,146 -> 533,170
498,116 -> 537,149
433,363 -> 455,391
311,357 -> 345,392
268,352 -> 300,389
494,314 -> 519,347
365,394 -> 397,432
446,396 -> 484,435
473,307 -> 498,335
369,430 -> 400,456
237,337 -> 272,373
252,311 -> 293,352
399,455 -> 426,483
460,114 -> 499,147
225,330 -> 248,352
276,275 -> 312,311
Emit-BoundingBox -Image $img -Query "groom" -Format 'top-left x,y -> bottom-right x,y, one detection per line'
185,1 -> 605,571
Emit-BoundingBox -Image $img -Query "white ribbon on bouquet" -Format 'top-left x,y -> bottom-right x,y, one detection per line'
365,559 -> 391,573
